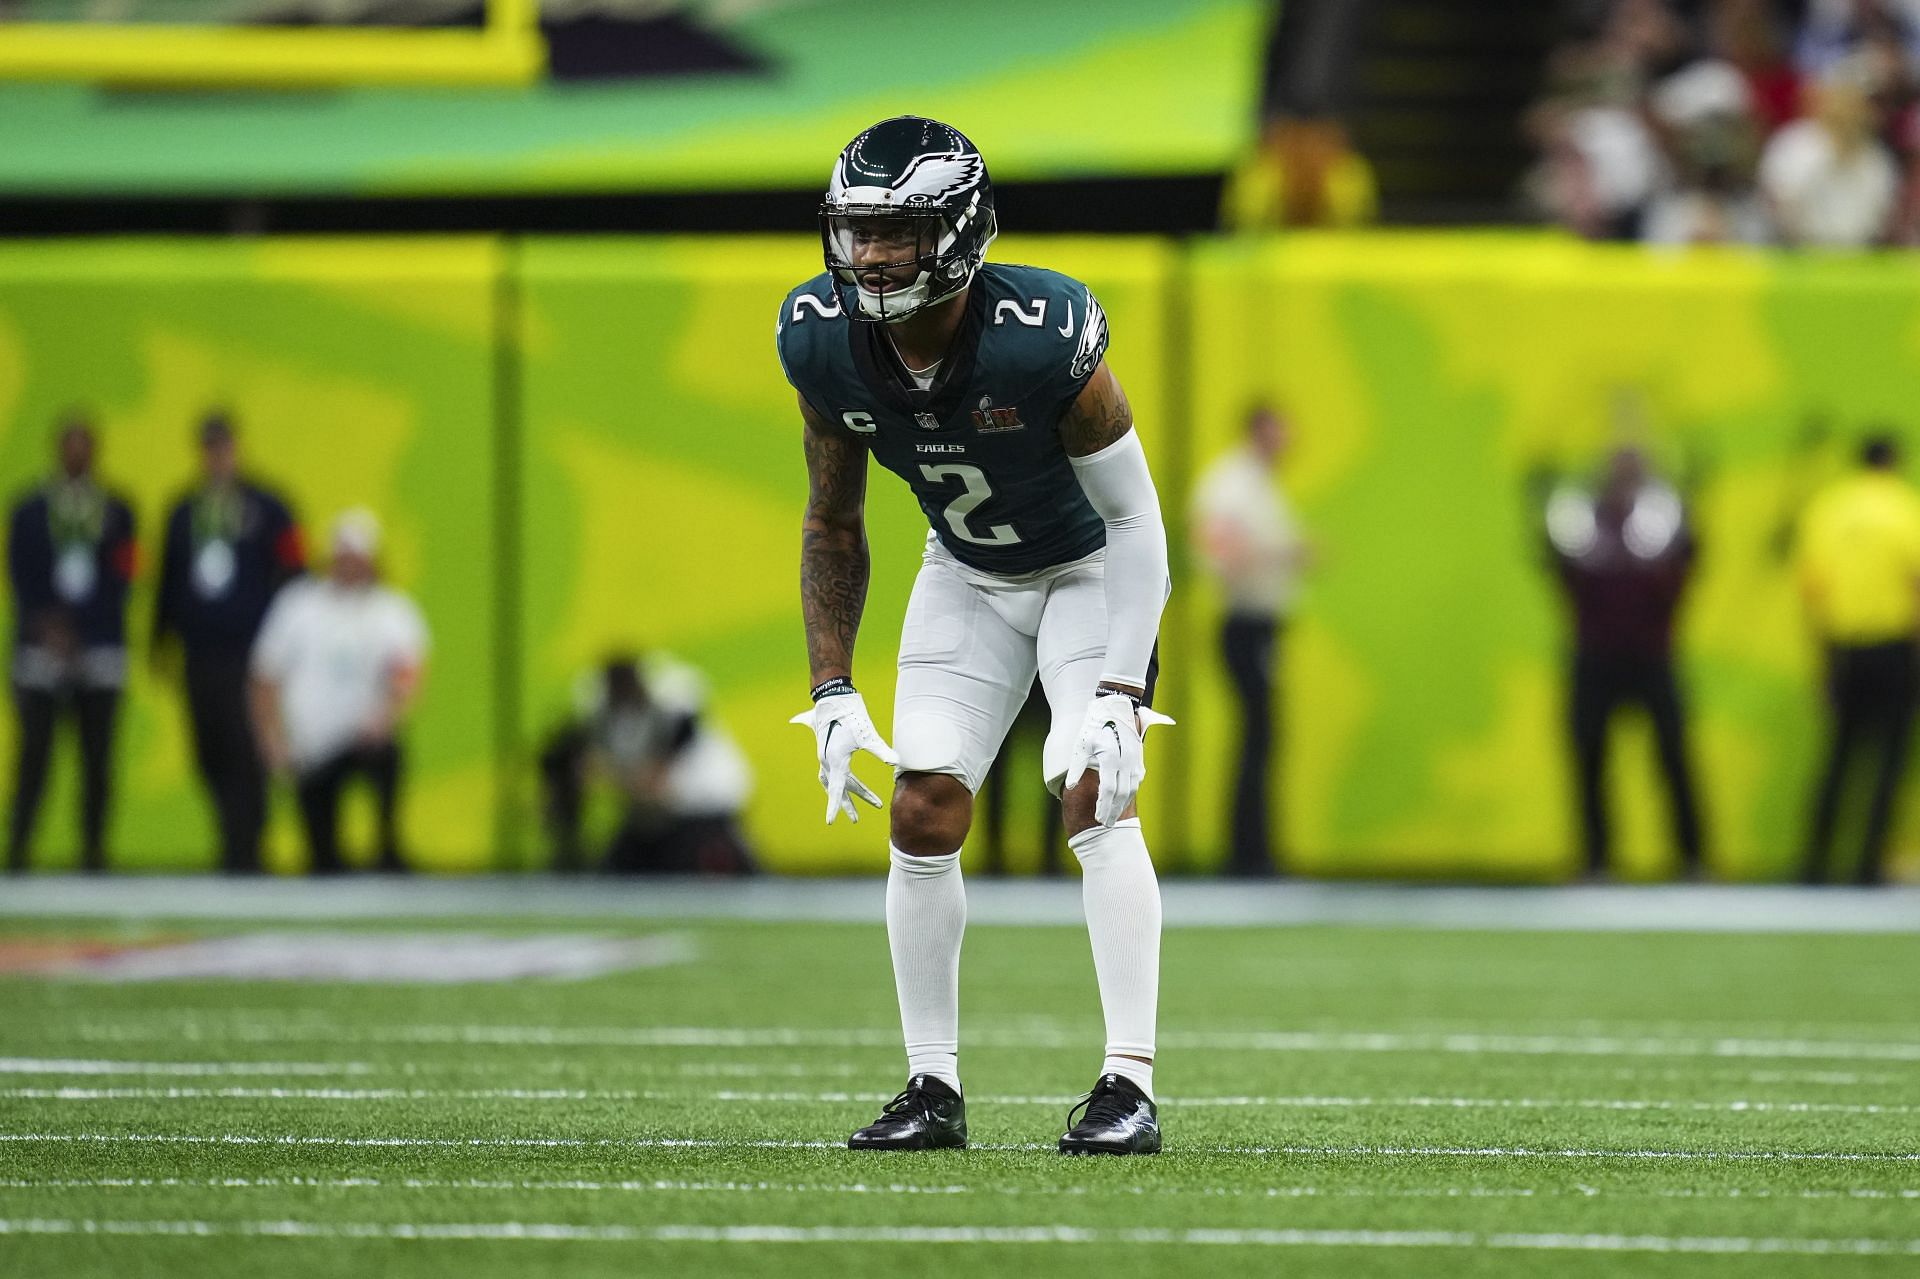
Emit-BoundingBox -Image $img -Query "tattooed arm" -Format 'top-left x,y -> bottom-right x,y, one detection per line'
799,393 -> 871,686
1059,361 -> 1136,458
1062,361 -> 1167,695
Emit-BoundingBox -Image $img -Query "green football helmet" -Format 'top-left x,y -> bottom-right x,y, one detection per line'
821,115 -> 999,323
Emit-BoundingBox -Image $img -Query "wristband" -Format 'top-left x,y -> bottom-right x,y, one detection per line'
810,676 -> 857,702
1094,683 -> 1143,708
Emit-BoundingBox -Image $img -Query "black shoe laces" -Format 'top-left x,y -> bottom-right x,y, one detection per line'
881,1082 -> 944,1119
1067,1081 -> 1133,1130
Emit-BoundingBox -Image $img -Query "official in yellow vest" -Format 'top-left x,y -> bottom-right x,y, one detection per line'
1794,435 -> 1920,885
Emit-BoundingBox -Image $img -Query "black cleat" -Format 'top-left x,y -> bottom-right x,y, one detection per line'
848,1074 -> 967,1150
1059,1073 -> 1160,1155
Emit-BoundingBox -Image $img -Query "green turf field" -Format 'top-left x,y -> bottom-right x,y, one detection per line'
2,900 -> 1918,1276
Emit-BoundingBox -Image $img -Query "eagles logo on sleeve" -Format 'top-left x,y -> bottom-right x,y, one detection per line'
1070,289 -> 1108,380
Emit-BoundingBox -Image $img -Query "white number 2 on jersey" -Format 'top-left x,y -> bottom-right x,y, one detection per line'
918,463 -> 1021,547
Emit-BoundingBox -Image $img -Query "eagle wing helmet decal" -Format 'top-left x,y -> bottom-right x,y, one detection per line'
893,152 -> 986,203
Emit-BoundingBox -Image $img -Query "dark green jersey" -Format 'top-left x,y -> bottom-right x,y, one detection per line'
777,261 -> 1110,575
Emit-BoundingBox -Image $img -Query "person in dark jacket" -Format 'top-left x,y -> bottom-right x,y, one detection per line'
153,412 -> 305,873
6,415 -> 138,873
1544,447 -> 1706,879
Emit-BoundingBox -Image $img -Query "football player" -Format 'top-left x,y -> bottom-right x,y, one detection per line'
779,116 -> 1171,1155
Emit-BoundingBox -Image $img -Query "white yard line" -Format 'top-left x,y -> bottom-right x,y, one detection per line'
1606,1067 -> 1901,1087
3,1175 -> 1917,1203
0,1058 -> 372,1077
6,875 -> 1920,933
65,1009 -> 1920,1040
0,1133 -> 846,1151
695,1091 -> 1920,1116
0,1056 -> 861,1083
1,1218 -> 1918,1254
2,1132 -> 1916,1160
62,1021 -> 1920,1062
9,1086 -> 1917,1116
0,1088 -> 644,1102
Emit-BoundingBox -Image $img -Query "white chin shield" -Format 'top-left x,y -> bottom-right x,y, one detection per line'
855,271 -> 935,321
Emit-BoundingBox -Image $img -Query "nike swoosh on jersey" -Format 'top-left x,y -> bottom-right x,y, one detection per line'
1057,299 -> 1075,338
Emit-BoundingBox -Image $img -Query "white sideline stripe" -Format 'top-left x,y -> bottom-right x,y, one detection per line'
0,1058 -> 372,1078
24,1058 -> 1886,1090
7,875 -> 1920,934
7,1047 -> 1889,1089
2,1219 -> 1918,1255
2,1133 -> 1917,1161
69,1021 -> 1920,1062
4,1175 -> 1918,1203
10,1086 -> 1918,1116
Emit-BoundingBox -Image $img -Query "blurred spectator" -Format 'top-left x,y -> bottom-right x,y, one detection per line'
5,415 -> 137,874
1526,0 -> 1693,237
1897,106 -> 1920,241
1709,0 -> 1804,133
1531,0 -> 1919,243
1794,0 -> 1920,78
539,653 -> 754,875
1760,58 -> 1901,245
1191,406 -> 1308,876
153,412 -> 305,874
1642,58 -> 1772,244
1794,434 -> 1920,885
1543,447 -> 1706,879
250,510 -> 427,875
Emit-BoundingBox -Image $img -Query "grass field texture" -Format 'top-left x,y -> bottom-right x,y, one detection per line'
2,904 -> 1918,1277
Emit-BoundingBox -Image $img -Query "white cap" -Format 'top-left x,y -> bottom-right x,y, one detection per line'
330,507 -> 382,558
1651,60 -> 1753,128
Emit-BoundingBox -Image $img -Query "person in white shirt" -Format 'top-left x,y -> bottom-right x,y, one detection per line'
1190,406 -> 1308,876
1759,60 -> 1899,247
249,509 -> 428,874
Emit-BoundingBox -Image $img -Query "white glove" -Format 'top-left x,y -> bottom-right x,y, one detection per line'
1065,691 -> 1175,828
790,691 -> 899,824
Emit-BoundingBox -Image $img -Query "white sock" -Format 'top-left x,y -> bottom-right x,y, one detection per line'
1068,818 -> 1160,1101
886,844 -> 966,1092
1103,1054 -> 1153,1100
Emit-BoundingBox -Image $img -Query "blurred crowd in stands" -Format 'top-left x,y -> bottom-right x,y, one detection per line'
1527,0 -> 1919,245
